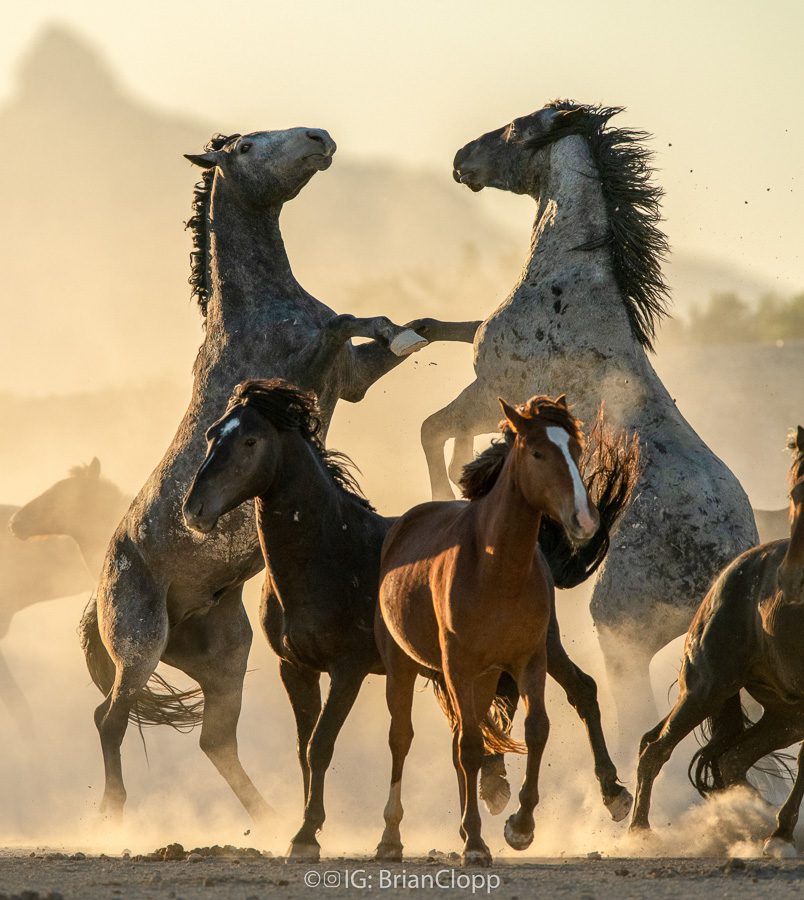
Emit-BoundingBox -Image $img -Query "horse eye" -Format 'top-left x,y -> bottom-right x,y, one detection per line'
244,437 -> 257,447
239,142 -> 252,154
532,450 -> 543,460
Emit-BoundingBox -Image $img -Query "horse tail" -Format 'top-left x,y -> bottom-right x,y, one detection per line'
688,693 -> 794,796
428,671 -> 526,755
79,598 -> 204,732
539,409 -> 641,590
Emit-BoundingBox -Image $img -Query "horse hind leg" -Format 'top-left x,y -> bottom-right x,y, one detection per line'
376,647 -> 419,861
765,742 -> 804,858
421,379 -> 497,501
546,615 -> 632,821
480,671 -> 517,815
164,591 -> 273,824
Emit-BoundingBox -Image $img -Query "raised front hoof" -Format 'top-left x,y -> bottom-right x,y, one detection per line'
375,841 -> 404,862
480,761 -> 511,816
763,837 -> 798,859
605,788 -> 633,823
286,840 -> 321,862
462,846 -> 492,867
504,816 -> 534,852
390,329 -> 429,357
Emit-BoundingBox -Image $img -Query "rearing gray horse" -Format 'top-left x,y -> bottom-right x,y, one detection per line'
80,127 -> 479,821
424,102 -> 757,737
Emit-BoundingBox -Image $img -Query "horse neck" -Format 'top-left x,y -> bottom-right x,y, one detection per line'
254,434 -> 357,602
474,449 -> 543,580
521,135 -> 648,374
204,178 -> 299,328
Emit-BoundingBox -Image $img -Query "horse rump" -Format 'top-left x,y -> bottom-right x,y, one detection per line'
78,598 -> 204,731
427,669 -> 526,755
540,409 -> 641,589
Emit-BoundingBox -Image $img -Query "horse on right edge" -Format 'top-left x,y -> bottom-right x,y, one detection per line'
630,426 -> 804,858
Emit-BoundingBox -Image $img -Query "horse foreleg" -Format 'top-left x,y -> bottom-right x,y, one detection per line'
279,659 -> 322,805
504,653 -> 549,853
376,647 -> 419,862
765,742 -> 804,858
717,709 -> 797,790
287,666 -> 366,860
546,610 -> 632,821
0,642 -> 34,739
443,661 -> 496,866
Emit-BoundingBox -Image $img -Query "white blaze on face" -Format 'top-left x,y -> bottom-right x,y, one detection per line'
197,415 -> 241,477
546,426 -> 596,534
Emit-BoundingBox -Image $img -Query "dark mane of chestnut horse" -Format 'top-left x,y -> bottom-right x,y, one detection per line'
185,132 -> 241,318
227,378 -> 375,510
533,100 -> 671,351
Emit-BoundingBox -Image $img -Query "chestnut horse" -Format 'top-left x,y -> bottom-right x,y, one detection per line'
375,395 -> 609,866
630,427 -> 804,858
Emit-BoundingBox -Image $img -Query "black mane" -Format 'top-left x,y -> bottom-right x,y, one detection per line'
185,132 -> 240,318
227,379 -> 375,510
531,101 -> 670,351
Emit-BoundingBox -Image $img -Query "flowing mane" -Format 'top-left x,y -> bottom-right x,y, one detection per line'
227,378 -> 375,510
185,132 -> 240,318
532,100 -> 670,351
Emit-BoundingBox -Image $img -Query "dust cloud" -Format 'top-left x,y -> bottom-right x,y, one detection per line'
0,25 -> 801,860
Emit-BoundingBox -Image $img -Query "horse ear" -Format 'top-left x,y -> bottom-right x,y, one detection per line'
498,398 -> 526,434
797,425 -> 804,452
555,393 -> 568,409
184,150 -> 223,169
88,457 -> 101,478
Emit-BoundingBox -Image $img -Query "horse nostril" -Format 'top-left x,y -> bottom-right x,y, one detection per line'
307,131 -> 325,145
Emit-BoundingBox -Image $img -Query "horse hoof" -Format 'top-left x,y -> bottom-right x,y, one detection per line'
462,848 -> 492,867
375,842 -> 403,862
605,788 -> 633,823
628,822 -> 652,836
763,837 -> 798,859
480,763 -> 511,816
390,329 -> 429,357
286,841 -> 321,862
504,816 -> 534,851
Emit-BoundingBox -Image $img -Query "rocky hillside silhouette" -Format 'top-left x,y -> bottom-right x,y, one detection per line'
0,25 -> 779,394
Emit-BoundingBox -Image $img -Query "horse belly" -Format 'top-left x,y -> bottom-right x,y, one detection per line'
379,572 -> 441,670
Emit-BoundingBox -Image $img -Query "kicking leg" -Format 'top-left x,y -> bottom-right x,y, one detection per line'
547,608 -> 631,821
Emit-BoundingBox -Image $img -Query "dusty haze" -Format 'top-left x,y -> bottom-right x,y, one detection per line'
0,18 -> 801,860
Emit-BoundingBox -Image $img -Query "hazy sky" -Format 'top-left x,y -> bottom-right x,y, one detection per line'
2,0 -> 803,287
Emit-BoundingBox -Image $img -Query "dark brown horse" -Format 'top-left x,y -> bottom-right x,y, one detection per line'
375,396 -> 631,866
630,426 -> 804,858
183,381 -> 636,860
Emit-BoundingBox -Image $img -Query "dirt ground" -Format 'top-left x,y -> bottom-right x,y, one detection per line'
0,852 -> 802,900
